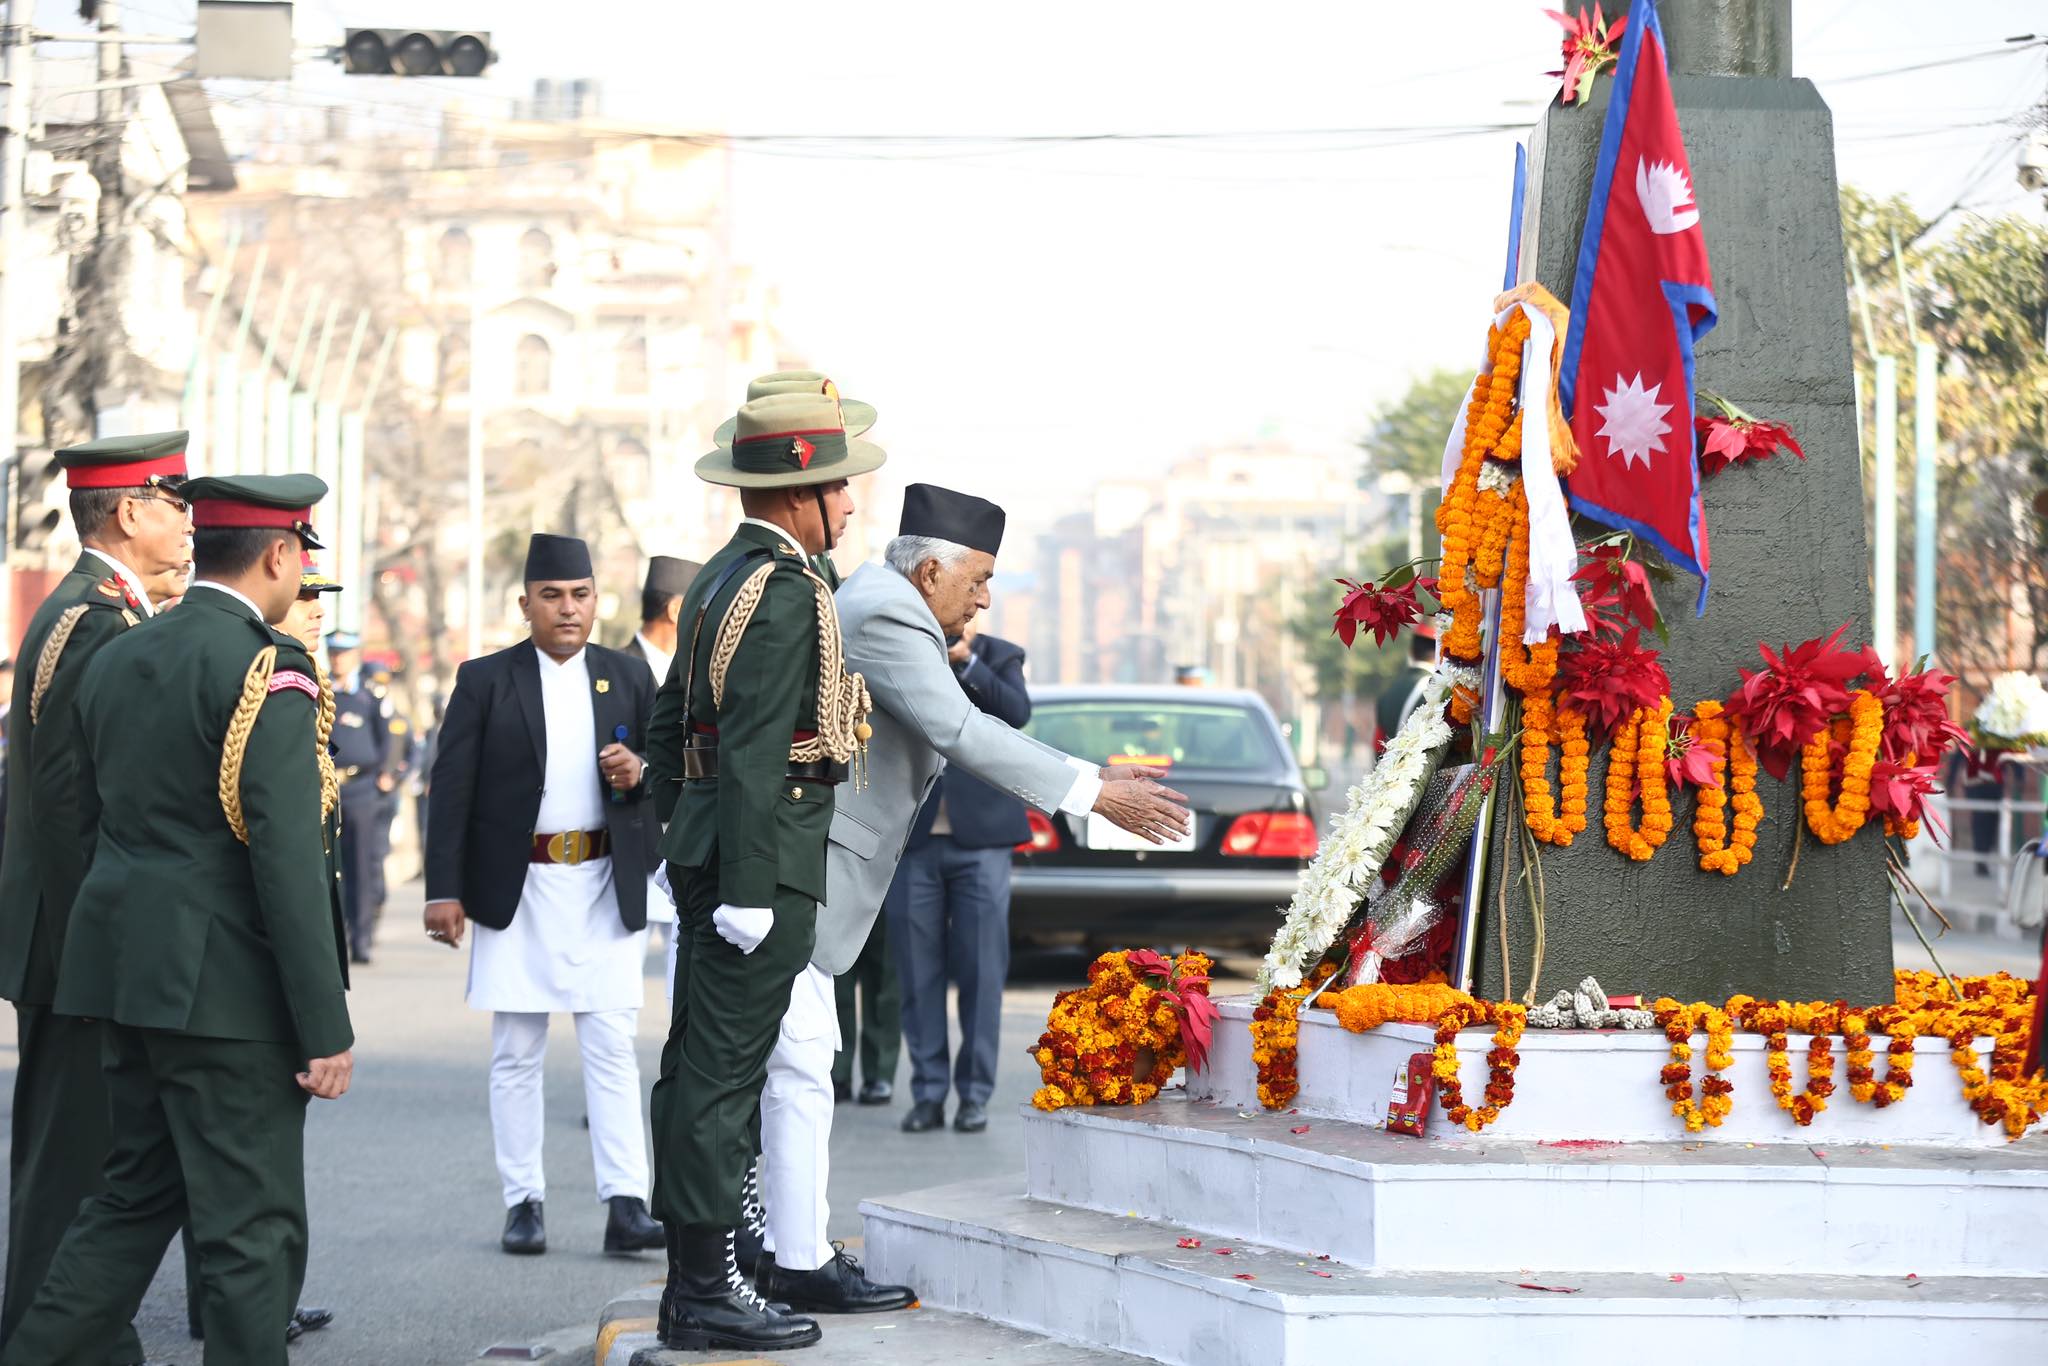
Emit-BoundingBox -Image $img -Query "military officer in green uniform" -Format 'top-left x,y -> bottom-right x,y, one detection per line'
644,391 -> 884,1353
0,431 -> 191,1363
0,474 -> 353,1366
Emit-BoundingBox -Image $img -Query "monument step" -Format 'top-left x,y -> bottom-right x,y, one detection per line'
861,1176 -> 2048,1366
1020,1096 -> 2048,1278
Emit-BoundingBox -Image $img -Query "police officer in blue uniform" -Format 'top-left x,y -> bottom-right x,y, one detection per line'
328,632 -> 392,964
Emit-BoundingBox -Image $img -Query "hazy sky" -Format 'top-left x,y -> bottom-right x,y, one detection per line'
70,1 -> 2048,533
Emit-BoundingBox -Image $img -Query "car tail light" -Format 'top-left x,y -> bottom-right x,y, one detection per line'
1016,809 -> 1061,854
1221,811 -> 1318,859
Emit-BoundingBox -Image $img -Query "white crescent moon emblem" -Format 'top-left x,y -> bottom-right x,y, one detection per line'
1635,157 -> 1701,236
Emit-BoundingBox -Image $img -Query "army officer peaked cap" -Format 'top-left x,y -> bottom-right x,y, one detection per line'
299,551 -> 342,595
713,370 -> 877,445
696,392 -> 887,490
55,429 -> 189,490
182,473 -> 329,549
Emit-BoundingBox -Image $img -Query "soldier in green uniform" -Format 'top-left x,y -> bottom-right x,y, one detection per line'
0,431 -> 191,1364
644,391 -> 884,1353
0,474 -> 353,1366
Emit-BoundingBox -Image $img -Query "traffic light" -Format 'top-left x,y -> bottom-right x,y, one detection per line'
342,29 -> 495,78
10,453 -> 61,553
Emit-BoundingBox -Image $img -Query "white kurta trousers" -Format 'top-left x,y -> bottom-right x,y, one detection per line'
489,1007 -> 648,1208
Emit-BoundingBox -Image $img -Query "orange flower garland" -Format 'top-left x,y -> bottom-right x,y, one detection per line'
1031,950 -> 1212,1111
1603,696 -> 1675,860
1432,999 -> 1528,1132
1728,998 -> 1838,1126
1251,963 -> 1334,1110
1691,699 -> 1764,874
1652,1000 -> 1736,1131
1519,688 -> 1588,847
1803,688 -> 1881,844
1322,981 -> 1473,1034
1435,311 -> 1532,663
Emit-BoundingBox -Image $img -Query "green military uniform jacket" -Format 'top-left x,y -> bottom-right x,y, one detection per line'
0,553 -> 148,1006
647,522 -> 835,908
56,585 -> 353,1063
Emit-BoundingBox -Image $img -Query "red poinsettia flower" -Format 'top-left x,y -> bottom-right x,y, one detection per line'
1869,664 -> 1971,769
1129,949 -> 1218,1074
1558,627 -> 1671,736
1695,390 -> 1806,478
1333,577 -> 1422,649
1867,757 -> 1944,831
1546,4 -> 1626,106
1572,543 -> 1660,640
1726,623 -> 1881,781
1664,715 -> 1724,792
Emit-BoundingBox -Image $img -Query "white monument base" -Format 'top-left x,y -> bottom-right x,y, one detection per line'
863,1002 -> 2048,1364
1191,993 -> 2007,1146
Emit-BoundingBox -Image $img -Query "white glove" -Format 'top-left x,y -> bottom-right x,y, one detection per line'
712,903 -> 773,955
654,863 -> 675,905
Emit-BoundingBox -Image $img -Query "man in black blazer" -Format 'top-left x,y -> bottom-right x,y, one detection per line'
423,533 -> 664,1258
889,627 -> 1034,1135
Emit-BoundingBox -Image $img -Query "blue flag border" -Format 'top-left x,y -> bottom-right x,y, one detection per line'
1556,0 -> 1720,614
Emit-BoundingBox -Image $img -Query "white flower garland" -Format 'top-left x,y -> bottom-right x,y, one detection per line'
1257,668 -> 1456,991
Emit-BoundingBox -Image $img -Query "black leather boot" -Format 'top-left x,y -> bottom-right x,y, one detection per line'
603,1195 -> 665,1254
657,1222 -> 684,1342
661,1225 -> 823,1352
757,1241 -> 917,1314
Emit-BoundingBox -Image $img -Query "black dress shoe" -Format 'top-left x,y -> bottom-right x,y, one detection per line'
758,1243 -> 916,1314
857,1078 -> 893,1105
900,1100 -> 944,1133
953,1101 -> 989,1133
501,1199 -> 546,1255
833,1079 -> 853,1103
604,1195 -> 665,1254
284,1304 -> 334,1343
660,1226 -> 822,1352
350,951 -> 372,965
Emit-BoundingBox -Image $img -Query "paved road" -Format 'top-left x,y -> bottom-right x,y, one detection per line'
0,885 -> 2037,1364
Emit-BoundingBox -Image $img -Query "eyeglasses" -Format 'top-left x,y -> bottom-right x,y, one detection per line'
130,492 -> 191,516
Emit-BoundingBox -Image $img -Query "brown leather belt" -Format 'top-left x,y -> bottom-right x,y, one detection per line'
530,829 -> 611,865
683,732 -> 845,786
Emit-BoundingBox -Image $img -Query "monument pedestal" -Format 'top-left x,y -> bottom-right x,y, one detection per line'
864,1016 -> 2048,1363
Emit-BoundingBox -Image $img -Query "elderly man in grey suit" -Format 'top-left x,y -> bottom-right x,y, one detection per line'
749,484 -> 1190,1315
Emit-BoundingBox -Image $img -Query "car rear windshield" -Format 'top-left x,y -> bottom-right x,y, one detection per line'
1027,701 -> 1284,773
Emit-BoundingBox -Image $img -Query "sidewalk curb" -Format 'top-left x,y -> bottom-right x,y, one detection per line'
595,1290 -> 661,1366
460,1319 -> 600,1366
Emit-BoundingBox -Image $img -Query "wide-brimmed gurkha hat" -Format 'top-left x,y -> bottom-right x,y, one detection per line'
182,473 -> 328,549
712,371 -> 876,445
696,393 -> 887,490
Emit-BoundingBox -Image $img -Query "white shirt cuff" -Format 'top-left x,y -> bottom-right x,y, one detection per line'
1057,755 -> 1102,818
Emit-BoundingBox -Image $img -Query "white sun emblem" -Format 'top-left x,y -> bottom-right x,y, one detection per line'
1594,373 -> 1673,471
1635,157 -> 1700,235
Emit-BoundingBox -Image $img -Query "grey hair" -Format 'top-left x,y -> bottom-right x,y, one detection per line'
885,534 -> 973,579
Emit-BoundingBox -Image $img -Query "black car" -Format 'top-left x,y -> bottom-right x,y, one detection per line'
1009,685 -> 1323,952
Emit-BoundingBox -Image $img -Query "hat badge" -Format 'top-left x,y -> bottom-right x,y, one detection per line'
790,436 -> 815,470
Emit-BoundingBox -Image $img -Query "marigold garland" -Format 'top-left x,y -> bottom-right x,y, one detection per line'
1322,981 -> 1474,1034
1432,999 -> 1528,1131
1803,688 -> 1881,844
1603,696 -> 1675,860
1031,950 -> 1213,1111
1250,963 -> 1335,1110
1436,311 -> 1532,663
1652,1000 -> 1736,1131
1690,699 -> 1764,874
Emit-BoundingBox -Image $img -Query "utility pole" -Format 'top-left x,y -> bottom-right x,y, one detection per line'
74,0 -> 131,436
0,2 -> 32,646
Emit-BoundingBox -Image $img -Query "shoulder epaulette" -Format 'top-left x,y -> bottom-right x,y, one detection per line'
90,574 -> 144,612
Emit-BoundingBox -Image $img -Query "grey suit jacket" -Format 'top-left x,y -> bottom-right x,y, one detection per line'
812,563 -> 1083,973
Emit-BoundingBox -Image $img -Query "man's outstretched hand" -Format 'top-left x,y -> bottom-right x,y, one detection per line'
1092,773 -> 1192,845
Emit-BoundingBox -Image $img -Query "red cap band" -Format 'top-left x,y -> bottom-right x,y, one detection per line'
192,501 -> 314,532
64,453 -> 189,490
